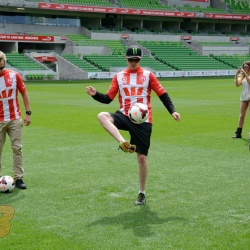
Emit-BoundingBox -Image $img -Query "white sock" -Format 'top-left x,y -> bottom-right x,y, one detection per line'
139,191 -> 145,195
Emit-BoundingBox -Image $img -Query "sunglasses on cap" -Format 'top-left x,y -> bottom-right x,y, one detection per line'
127,58 -> 141,63
243,65 -> 249,69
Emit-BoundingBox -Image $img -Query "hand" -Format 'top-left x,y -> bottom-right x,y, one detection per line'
24,115 -> 31,126
241,69 -> 248,76
86,86 -> 97,96
172,112 -> 180,122
236,68 -> 241,75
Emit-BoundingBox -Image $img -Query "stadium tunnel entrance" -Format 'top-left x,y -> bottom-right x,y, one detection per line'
18,42 -> 65,54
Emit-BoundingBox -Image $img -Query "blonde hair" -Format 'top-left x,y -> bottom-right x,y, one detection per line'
0,51 -> 6,63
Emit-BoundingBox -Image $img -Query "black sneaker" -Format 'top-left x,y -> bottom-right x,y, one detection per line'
15,179 -> 27,189
134,192 -> 146,205
232,134 -> 242,138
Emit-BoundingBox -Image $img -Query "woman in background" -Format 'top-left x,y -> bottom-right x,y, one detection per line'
232,61 -> 250,139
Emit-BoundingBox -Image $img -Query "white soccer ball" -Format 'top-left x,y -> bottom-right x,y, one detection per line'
0,176 -> 15,193
129,103 -> 149,124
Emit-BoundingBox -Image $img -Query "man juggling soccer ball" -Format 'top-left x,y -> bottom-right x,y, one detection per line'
86,46 -> 180,205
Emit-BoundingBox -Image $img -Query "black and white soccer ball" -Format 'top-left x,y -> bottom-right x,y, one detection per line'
129,103 -> 149,124
0,176 -> 15,193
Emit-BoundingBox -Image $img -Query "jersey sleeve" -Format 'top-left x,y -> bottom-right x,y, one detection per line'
16,72 -> 26,93
106,74 -> 119,100
149,72 -> 166,96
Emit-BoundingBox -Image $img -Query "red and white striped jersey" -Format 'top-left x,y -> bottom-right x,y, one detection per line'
107,66 -> 166,124
0,69 -> 26,122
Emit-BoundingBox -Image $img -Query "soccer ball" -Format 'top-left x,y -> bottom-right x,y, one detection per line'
0,176 -> 15,193
129,103 -> 149,124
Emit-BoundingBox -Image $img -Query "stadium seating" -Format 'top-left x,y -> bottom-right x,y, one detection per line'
211,54 -> 250,68
66,34 -> 90,44
83,54 -> 174,71
65,34 -> 244,72
140,56 -> 174,71
83,54 -> 125,71
118,0 -> 172,10
61,54 -> 101,72
67,34 -> 127,55
223,0 -> 250,14
6,52 -> 45,71
137,41 -> 234,71
26,74 -> 46,80
65,35 -> 250,72
50,0 -> 113,6
104,40 -> 127,55
68,35 -> 175,71
176,4 -> 226,13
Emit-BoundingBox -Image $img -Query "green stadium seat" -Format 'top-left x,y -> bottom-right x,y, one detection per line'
137,41 -> 234,71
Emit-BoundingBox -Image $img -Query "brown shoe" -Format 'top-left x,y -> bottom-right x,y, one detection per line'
119,142 -> 136,153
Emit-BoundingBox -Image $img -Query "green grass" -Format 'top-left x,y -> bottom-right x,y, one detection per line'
0,77 -> 250,249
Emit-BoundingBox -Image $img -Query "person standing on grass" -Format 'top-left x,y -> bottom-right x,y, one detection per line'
0,51 -> 31,189
232,61 -> 250,139
86,46 -> 180,205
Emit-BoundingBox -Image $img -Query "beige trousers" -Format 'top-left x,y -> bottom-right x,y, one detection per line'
0,118 -> 24,179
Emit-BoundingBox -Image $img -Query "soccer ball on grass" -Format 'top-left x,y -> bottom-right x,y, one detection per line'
0,176 -> 15,193
129,103 -> 149,124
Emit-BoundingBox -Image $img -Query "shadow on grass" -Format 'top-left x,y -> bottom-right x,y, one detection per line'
242,138 -> 250,148
0,188 -> 25,205
87,205 -> 187,237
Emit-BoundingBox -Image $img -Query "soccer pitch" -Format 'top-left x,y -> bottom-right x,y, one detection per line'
0,77 -> 249,249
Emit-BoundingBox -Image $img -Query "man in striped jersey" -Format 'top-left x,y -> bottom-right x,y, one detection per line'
0,51 -> 31,189
86,46 -> 180,205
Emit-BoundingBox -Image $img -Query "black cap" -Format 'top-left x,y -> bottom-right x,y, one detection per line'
126,46 -> 142,58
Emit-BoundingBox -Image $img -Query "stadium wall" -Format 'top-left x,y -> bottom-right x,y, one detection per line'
91,31 -> 249,45
62,46 -> 111,56
201,45 -> 249,56
169,0 -> 211,8
56,54 -> 87,80
3,23 -> 85,36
